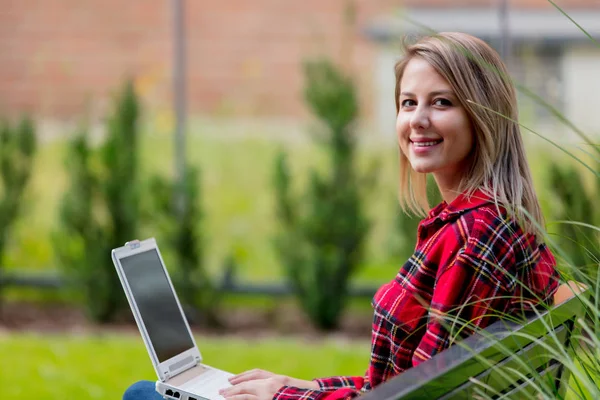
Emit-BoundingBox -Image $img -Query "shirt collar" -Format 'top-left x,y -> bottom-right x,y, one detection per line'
427,188 -> 494,222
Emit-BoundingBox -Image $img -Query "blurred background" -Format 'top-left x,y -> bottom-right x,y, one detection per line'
0,0 -> 599,399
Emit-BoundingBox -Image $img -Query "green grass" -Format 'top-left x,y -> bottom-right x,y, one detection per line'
0,332 -> 369,399
0,331 -> 595,400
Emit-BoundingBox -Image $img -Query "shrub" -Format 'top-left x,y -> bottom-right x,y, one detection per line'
54,80 -> 141,322
547,161 -> 600,282
0,116 -> 37,301
273,59 -> 370,330
389,175 -> 443,265
148,165 -> 219,325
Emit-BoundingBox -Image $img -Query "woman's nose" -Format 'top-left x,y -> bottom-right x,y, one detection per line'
409,106 -> 430,130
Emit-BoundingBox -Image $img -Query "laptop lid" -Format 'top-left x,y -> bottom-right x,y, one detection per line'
112,238 -> 202,382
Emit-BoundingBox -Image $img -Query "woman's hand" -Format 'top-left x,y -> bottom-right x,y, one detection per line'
220,368 -> 319,399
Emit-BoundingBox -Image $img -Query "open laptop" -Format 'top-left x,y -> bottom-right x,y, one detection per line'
112,238 -> 233,400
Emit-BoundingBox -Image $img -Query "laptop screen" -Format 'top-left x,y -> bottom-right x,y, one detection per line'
120,249 -> 195,363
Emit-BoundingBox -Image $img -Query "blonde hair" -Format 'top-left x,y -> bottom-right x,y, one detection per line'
395,32 -> 544,235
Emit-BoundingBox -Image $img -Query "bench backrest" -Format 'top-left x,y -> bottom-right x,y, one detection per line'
360,283 -> 587,400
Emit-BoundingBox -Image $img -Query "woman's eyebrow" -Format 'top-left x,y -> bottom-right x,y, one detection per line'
400,90 -> 455,97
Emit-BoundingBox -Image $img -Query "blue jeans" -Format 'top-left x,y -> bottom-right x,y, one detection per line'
123,381 -> 164,400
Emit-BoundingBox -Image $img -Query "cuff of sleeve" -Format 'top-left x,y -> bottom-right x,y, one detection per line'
314,376 -> 364,391
274,386 -> 331,400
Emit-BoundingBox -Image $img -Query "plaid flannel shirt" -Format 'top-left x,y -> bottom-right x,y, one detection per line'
273,189 -> 559,400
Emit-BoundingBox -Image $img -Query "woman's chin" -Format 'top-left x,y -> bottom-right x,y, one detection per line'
410,164 -> 434,174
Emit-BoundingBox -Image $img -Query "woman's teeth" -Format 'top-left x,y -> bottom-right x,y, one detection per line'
413,141 -> 440,147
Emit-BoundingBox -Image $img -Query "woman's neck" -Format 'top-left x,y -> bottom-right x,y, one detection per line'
433,173 -> 464,204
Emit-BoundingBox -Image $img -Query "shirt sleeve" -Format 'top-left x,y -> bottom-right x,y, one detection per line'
273,375 -> 366,400
314,375 -> 365,391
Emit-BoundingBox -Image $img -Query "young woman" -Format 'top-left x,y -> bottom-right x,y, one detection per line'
123,32 -> 559,400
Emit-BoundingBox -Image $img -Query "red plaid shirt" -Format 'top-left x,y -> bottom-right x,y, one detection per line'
274,189 -> 559,400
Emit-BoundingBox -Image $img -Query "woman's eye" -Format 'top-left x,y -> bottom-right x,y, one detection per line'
433,98 -> 452,106
401,99 -> 416,107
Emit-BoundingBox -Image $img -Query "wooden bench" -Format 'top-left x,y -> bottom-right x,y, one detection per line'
360,282 -> 588,400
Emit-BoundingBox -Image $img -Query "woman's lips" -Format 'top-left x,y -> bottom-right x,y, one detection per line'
411,139 -> 443,153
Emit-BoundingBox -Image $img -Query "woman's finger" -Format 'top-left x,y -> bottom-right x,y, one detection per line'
221,381 -> 255,397
230,368 -> 265,380
229,369 -> 273,384
223,395 -> 257,400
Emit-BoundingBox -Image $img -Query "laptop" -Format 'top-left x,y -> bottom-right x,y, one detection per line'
112,237 -> 233,400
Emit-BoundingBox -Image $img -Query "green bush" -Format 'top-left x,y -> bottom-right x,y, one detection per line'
54,80 -> 141,322
0,116 -> 37,299
273,59 -> 371,330
547,161 -> 600,282
389,175 -> 442,264
148,165 -> 220,325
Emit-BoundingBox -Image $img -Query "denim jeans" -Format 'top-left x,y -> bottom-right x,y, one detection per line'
123,381 -> 164,400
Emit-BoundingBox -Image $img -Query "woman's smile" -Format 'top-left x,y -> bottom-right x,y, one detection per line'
410,138 -> 444,154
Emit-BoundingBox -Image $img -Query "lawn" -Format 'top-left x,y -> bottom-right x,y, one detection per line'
0,332 -> 370,399
1,331 -> 596,399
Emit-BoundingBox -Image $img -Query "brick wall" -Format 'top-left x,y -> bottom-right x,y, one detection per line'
4,0 -> 591,121
0,0 -> 396,120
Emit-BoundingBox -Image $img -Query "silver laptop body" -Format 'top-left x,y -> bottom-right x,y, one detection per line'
112,238 -> 233,400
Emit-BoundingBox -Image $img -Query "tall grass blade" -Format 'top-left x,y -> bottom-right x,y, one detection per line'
553,221 -> 600,234
467,101 -> 600,179
515,84 -> 600,155
547,0 -> 600,49
575,145 -> 600,167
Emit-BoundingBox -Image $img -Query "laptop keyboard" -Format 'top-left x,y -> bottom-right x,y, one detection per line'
181,368 -> 232,400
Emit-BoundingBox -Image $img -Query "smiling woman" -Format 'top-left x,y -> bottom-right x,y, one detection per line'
218,32 -> 559,400
122,32 -> 561,400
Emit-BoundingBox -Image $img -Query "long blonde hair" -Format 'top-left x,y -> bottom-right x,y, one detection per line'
395,32 -> 544,235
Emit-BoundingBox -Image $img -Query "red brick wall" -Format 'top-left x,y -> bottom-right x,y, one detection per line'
0,0 -> 396,120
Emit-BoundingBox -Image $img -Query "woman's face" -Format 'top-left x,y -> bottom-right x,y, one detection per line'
396,57 -> 475,197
